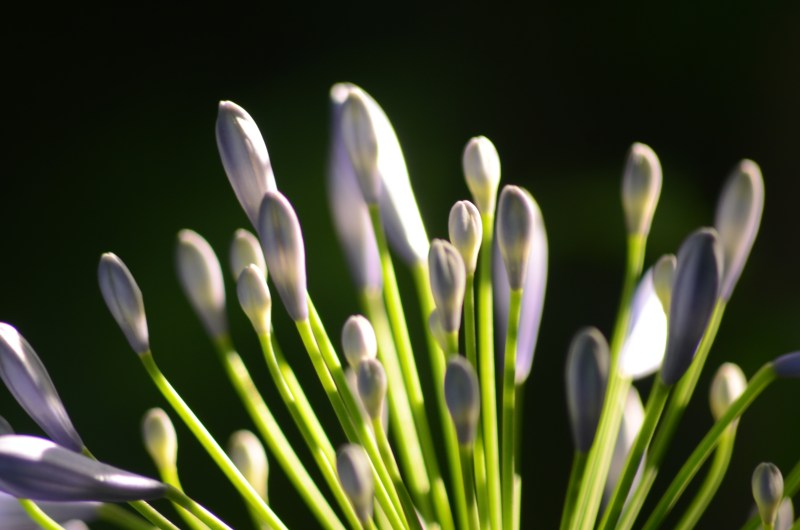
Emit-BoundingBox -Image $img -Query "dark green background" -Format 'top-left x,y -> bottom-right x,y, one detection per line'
1,8 -> 799,528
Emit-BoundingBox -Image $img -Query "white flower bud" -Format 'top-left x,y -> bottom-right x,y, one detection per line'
229,229 -> 267,281
463,136 -> 501,216
341,315 -> 377,368
357,358 -> 387,422
497,186 -> 537,290
752,462 -> 783,529
337,444 -> 374,523
175,230 -> 228,339
449,200 -> 483,275
621,143 -> 662,237
341,87 -> 381,205
236,265 -> 272,336
141,408 -> 177,471
228,430 -> 269,501
709,363 -> 746,421
444,356 -> 481,446
98,253 -> 149,355
565,327 -> 609,452
429,239 -> 466,334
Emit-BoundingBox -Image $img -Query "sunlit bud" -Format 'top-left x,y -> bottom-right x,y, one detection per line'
444,356 -> 480,446
228,430 -> 269,502
337,444 -> 374,523
605,387 -> 645,503
328,84 -> 382,292
341,315 -> 378,368
429,239 -> 466,334
772,351 -> 800,379
621,143 -> 662,237
346,367 -> 389,432
0,416 -> 12,435
661,229 -> 722,385
341,87 -> 381,205
619,268 -> 667,379
0,435 -> 166,502
237,265 -> 272,336
229,229 -> 267,281
175,230 -> 228,339
0,491 -> 100,530
497,186 -> 538,290
752,462 -> 783,529
565,328 -> 610,452
715,160 -> 764,301
98,253 -> 149,355
709,363 -> 747,421
141,408 -> 177,471
216,101 -> 277,228
449,200 -> 483,275
357,358 -> 387,422
463,136 -> 501,216
257,191 -> 308,321
0,325 -> 82,452
652,254 -> 677,314
428,309 -> 449,353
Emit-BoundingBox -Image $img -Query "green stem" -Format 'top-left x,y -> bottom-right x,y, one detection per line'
502,288 -> 523,530
156,462 -> 208,530
211,337 -> 344,530
18,499 -> 67,530
674,425 -> 737,530
461,445 -> 481,530
560,452 -> 588,530
513,384 -> 525,529
165,487 -> 232,530
97,504 -> 159,530
641,364 -> 777,530
570,234 -> 645,530
139,351 -> 287,530
740,455 -> 800,530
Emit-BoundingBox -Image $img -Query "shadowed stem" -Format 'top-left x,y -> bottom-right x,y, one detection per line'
560,452 -> 588,530
165,487 -> 233,530
502,288 -> 523,530
18,499 -> 66,530
460,445 -> 481,530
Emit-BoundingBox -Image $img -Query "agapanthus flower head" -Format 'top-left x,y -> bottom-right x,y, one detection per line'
497,185 -> 538,290
565,327 -> 610,452
175,229 -> 228,339
97,253 -> 149,355
216,100 -> 277,228
462,136 -> 501,216
752,462 -> 783,529
356,358 -> 387,422
228,430 -> 269,502
448,200 -> 483,275
0,324 -> 83,452
709,363 -> 747,421
444,356 -> 481,446
429,239 -> 467,334
141,408 -> 177,471
621,142 -> 662,237
619,268 -> 667,379
236,264 -> 272,336
229,228 -> 267,282
341,315 -> 378,368
336,444 -> 374,523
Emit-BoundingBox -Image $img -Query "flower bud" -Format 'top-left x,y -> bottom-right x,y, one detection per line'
341,87 -> 380,205
0,435 -> 166,502
428,309 -> 450,353
0,324 -> 83,452
0,416 -> 12,435
565,327 -> 610,452
752,462 -> 783,529
429,239 -> 467,334
141,408 -> 177,471
341,315 -> 378,367
98,253 -> 149,355
346,367 -> 389,432
661,229 -> 722,385
257,191 -> 308,321
619,268 -> 667,379
497,186 -> 538,290
621,143 -> 662,237
709,363 -> 747,421
228,430 -> 269,501
337,444 -> 374,523
772,351 -> 800,379
652,254 -> 677,314
444,356 -> 481,446
463,136 -> 501,216
357,358 -> 387,422
715,160 -> 764,301
605,387 -> 645,502
237,265 -> 272,336
216,101 -> 277,228
229,229 -> 267,281
449,200 -> 483,275
175,229 -> 228,339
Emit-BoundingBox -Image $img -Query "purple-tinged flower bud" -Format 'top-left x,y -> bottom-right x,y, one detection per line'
0,325 -> 83,452
175,230 -> 228,339
715,160 -> 764,301
449,200 -> 483,275
444,356 -> 480,446
229,229 -> 267,282
0,491 -> 100,530
337,444 -> 374,523
98,253 -> 149,355
228,430 -> 269,502
257,191 -> 308,321
357,359 -> 387,422
462,136 -> 501,216
429,240 -> 466,334
216,101 -> 277,228
652,254 -> 677,314
497,186 -> 538,290
565,328 -> 610,452
0,435 -> 166,502
494,202 -> 548,384
605,387 -> 645,503
752,462 -> 783,529
772,351 -> 800,379
346,367 -> 389,432
328,84 -> 382,292
340,87 -> 381,205
661,229 -> 722,385
428,309 -> 449,353
619,268 -> 667,379
341,316 -> 378,368
773,498 -> 794,530
237,265 -> 272,336
709,363 -> 747,421
141,408 -> 177,472
621,143 -> 662,237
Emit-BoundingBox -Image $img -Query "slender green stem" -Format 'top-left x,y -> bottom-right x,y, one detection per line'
461,445 -> 481,530
154,460 -> 208,530
211,337 -> 344,530
641,364 -> 777,530
560,452 -> 588,530
18,499 -> 66,530
674,425 -> 737,530
502,288 -> 523,530
165,487 -> 232,530
97,504 -> 159,530
570,234 -> 645,530
600,378 -> 671,530
513,384 -> 525,529
478,211 -> 502,530
139,351 -> 287,530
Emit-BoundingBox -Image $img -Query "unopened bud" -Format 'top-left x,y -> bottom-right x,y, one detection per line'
142,408 -> 177,471
621,143 -> 662,237
175,230 -> 228,339
341,87 -> 380,205
652,254 -> 677,314
229,229 -> 267,281
449,200 -> 483,275
444,356 -> 481,446
497,186 -> 538,290
752,462 -> 783,529
429,239 -> 466,334
772,351 -> 800,379
341,316 -> 378,367
337,444 -> 374,523
228,430 -> 269,501
236,265 -> 272,336
357,358 -> 387,422
98,253 -> 149,355
463,136 -> 501,216
565,327 -> 610,452
709,363 -> 747,421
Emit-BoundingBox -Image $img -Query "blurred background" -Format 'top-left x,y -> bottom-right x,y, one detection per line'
1,6 -> 799,528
